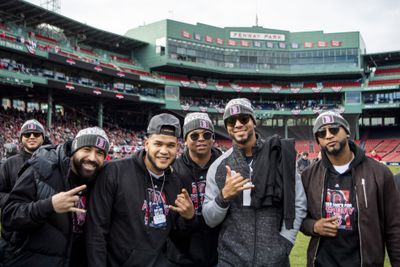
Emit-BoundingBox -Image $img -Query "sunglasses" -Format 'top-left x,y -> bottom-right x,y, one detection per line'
189,131 -> 213,141
226,115 -> 251,126
22,132 -> 42,138
315,124 -> 341,139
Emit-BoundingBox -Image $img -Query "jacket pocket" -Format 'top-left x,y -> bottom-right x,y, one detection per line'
279,234 -> 294,256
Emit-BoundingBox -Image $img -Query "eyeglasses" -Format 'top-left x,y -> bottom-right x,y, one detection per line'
226,115 -> 251,127
189,131 -> 213,141
22,132 -> 42,138
315,125 -> 341,139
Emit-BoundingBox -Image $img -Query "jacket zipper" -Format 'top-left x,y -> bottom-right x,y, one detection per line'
355,184 -> 363,266
313,169 -> 326,267
248,159 -> 256,267
361,178 -> 368,208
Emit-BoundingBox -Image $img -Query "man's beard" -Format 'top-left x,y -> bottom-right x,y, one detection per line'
322,138 -> 347,156
230,129 -> 254,145
72,157 -> 100,182
146,152 -> 175,173
25,144 -> 41,154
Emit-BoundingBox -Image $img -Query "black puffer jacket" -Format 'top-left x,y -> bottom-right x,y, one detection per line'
0,150 -> 32,208
170,147 -> 222,267
1,142 -> 86,267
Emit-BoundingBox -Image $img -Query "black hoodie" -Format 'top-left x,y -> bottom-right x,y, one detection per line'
170,147 -> 222,267
315,141 -> 364,267
86,150 -> 194,267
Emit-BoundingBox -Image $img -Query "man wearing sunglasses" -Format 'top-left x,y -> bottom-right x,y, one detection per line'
202,98 -> 307,266
1,126 -> 110,266
301,111 -> 400,266
0,119 -> 46,210
169,112 -> 222,267
0,119 -> 47,258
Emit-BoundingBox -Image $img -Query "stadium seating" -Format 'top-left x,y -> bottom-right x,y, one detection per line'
295,140 -> 310,153
374,66 -> 400,76
363,139 -> 384,153
382,145 -> 400,162
368,78 -> 400,86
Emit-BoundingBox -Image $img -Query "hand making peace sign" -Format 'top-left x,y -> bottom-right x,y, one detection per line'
51,184 -> 87,214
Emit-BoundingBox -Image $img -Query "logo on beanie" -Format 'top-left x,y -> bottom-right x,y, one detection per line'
96,137 -> 107,149
199,120 -> 209,129
27,124 -> 36,130
230,105 -> 241,115
322,115 -> 334,124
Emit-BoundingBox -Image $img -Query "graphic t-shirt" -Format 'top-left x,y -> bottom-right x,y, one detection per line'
315,169 -> 361,267
142,172 -> 170,229
72,194 -> 87,233
68,169 -> 89,267
190,178 -> 206,215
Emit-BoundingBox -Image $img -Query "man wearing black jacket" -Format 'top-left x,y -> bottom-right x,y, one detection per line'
0,119 -> 46,256
86,113 -> 195,267
170,112 -> 222,267
0,119 -> 45,210
1,126 -> 109,267
301,111 -> 400,266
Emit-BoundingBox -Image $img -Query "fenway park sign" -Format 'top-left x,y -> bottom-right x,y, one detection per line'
230,31 -> 285,41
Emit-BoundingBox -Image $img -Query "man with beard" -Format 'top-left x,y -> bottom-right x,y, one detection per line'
169,112 -> 222,267
0,120 -> 46,256
202,98 -> 307,266
1,127 -> 109,267
301,111 -> 400,266
86,113 -> 195,267
0,119 -> 45,210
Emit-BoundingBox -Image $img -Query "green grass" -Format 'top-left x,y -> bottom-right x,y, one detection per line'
290,232 -> 308,266
388,165 -> 400,175
290,233 -> 391,266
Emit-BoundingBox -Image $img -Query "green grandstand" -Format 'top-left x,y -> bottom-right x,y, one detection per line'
0,0 -> 399,161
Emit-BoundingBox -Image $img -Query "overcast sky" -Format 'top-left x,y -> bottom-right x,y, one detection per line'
27,0 -> 399,53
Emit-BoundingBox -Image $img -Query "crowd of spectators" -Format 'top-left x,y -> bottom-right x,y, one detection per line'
0,107 -> 147,160
0,107 -> 229,160
180,97 -> 342,112
181,98 -> 225,111
0,57 -> 163,98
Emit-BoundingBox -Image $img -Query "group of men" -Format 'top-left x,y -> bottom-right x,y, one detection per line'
0,98 -> 399,267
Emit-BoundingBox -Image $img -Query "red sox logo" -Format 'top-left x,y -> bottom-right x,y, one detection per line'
322,115 -> 334,124
27,124 -> 36,130
230,105 -> 241,115
199,120 -> 209,129
96,137 -> 107,149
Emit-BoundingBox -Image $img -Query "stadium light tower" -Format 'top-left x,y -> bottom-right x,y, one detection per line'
40,0 -> 61,13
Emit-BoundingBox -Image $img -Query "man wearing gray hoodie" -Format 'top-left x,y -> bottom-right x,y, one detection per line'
202,98 -> 307,266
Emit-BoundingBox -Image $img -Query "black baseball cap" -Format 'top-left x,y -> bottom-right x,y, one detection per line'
147,113 -> 181,138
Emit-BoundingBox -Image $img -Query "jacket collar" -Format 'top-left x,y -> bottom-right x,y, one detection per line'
181,146 -> 222,169
321,140 -> 365,173
232,134 -> 263,158
27,142 -> 71,180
